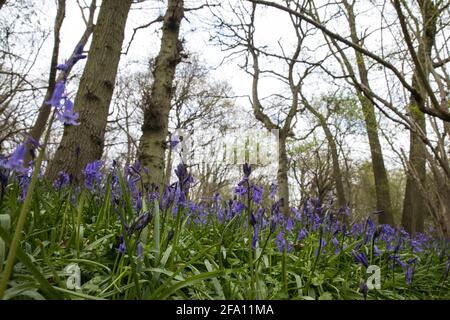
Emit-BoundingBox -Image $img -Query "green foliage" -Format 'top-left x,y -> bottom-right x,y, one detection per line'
0,177 -> 448,300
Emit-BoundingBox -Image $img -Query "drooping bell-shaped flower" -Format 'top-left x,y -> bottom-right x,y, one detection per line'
56,97 -> 80,126
47,80 -> 66,108
3,143 -> 26,172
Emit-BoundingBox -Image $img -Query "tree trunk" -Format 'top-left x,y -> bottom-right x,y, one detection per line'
345,1 -> 394,225
46,0 -> 133,182
278,134 -> 290,215
401,0 -> 437,234
138,0 -> 184,187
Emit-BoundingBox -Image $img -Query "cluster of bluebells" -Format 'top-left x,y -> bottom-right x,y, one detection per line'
2,157 -> 449,293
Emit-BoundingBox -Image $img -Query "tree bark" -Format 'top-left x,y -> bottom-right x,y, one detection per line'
277,134 -> 290,214
138,0 -> 184,187
46,0 -> 133,182
401,0 -> 438,234
344,1 -> 394,225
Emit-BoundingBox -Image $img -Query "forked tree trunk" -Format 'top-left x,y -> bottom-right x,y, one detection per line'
138,0 -> 184,187
46,0 -> 133,182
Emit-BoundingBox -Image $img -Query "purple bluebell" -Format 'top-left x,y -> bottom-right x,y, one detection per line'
291,207 -> 301,221
231,200 -> 244,215
83,160 -> 103,190
118,235 -> 126,254
286,217 -> 294,233
251,185 -> 263,204
234,185 -> 247,196
269,182 -> 277,199
276,231 -> 286,252
3,144 -> 27,172
352,250 -> 369,269
332,236 -> 340,254
319,238 -> 326,250
410,239 -> 423,253
47,80 -> 66,107
128,212 -> 151,235
405,266 -> 413,285
388,255 -> 406,269
270,217 -> 276,234
312,214 -> 321,231
53,171 -> 70,189
170,134 -> 180,149
56,97 -> 79,126
373,245 -> 381,257
297,228 -> 308,242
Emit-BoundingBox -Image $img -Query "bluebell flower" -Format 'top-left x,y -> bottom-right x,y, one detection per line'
170,134 -> 180,149
47,80 -> 66,107
56,97 -> 79,126
231,200 -> 244,215
3,144 -> 27,172
352,250 -> 369,268
251,185 -> 263,204
83,160 -> 103,190
405,266 -> 413,285
276,231 -> 286,252
319,238 -> 326,250
118,235 -> 126,254
373,245 -> 381,257
270,217 -> 276,234
291,207 -> 301,221
297,228 -> 308,241
128,212 -> 151,235
234,185 -> 247,196
388,254 -> 406,269
286,217 -> 294,233
332,236 -> 340,254
53,171 -> 70,189
269,182 -> 277,199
